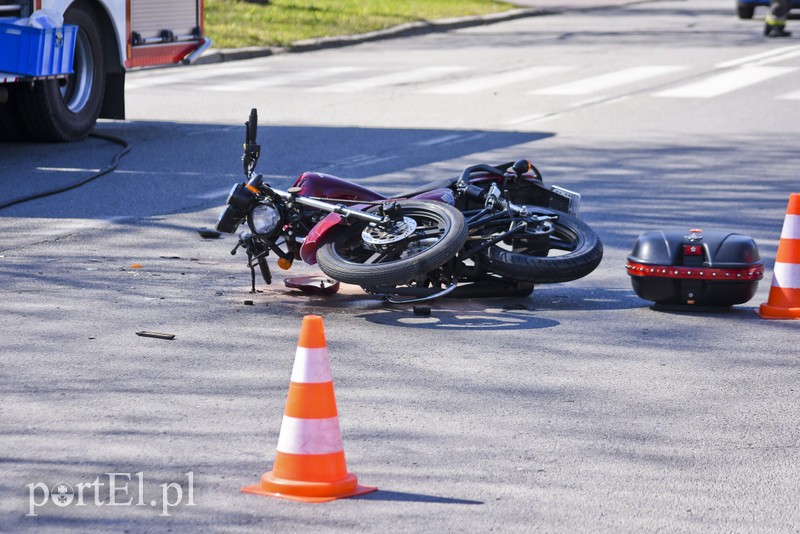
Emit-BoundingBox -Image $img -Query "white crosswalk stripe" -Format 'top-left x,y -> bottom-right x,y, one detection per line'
715,45 -> 800,68
205,66 -> 365,92
125,65 -> 263,89
124,62 -> 800,102
307,66 -> 470,92
776,89 -> 800,100
529,66 -> 686,96
653,66 -> 796,98
420,65 -> 574,94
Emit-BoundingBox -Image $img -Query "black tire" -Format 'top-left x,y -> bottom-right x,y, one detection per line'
737,3 -> 755,19
478,211 -> 603,284
14,4 -> 105,141
316,201 -> 467,286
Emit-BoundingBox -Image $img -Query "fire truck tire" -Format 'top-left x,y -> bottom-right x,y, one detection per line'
15,4 -> 105,142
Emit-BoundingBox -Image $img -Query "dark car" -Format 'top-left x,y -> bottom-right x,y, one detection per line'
737,0 -> 800,19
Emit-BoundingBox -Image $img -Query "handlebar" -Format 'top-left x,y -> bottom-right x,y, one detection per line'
243,108 -> 261,177
458,162 -> 553,219
246,108 -> 258,145
456,164 -> 505,190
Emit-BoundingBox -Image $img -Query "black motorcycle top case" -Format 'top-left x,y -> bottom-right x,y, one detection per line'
626,229 -> 764,306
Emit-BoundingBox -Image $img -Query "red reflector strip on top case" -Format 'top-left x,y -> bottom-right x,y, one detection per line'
683,244 -> 703,256
626,262 -> 764,281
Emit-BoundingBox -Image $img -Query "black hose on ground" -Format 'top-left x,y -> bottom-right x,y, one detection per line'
0,131 -> 131,211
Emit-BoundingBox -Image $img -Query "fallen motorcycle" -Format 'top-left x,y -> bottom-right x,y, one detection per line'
215,109 -> 603,302
216,109 -> 468,294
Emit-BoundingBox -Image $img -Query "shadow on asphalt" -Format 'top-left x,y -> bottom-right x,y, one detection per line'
360,308 -> 561,331
0,121 -> 552,219
359,489 -> 483,505
2,119 -> 796,267
354,286 -> 652,330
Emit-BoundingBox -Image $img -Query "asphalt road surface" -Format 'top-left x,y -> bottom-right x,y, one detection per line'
1,0 -> 799,531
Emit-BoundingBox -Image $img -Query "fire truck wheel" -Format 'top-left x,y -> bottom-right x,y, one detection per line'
15,4 -> 105,142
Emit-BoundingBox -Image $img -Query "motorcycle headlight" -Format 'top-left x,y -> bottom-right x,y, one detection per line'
250,203 -> 281,236
216,182 -> 258,233
216,204 -> 245,233
227,182 -> 257,210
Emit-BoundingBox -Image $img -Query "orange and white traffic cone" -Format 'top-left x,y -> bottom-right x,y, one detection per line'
758,193 -> 800,319
242,315 -> 377,502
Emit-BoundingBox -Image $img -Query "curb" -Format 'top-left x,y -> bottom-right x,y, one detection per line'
193,7 -> 549,65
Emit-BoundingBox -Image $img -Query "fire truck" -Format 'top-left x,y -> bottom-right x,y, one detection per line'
0,0 -> 209,142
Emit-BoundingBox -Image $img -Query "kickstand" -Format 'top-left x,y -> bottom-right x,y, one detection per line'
247,251 -> 257,293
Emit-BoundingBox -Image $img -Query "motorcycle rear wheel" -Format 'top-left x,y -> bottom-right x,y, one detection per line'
477,211 -> 603,283
316,201 -> 467,286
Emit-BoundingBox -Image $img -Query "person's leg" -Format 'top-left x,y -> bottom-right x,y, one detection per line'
765,0 -> 792,37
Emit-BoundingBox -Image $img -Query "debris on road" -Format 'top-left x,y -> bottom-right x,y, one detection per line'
135,331 -> 176,340
285,276 -> 340,295
198,227 -> 222,239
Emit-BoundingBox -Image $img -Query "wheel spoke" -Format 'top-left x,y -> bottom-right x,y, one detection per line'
406,223 -> 444,241
408,229 -> 443,241
363,249 -> 395,264
548,236 -> 578,252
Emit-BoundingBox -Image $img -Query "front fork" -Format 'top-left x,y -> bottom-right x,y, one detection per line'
233,233 -> 294,293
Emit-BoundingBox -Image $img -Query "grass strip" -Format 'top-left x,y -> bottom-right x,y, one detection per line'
205,0 -> 515,49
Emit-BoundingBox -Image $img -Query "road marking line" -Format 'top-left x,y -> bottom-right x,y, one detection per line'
413,133 -> 486,146
529,66 -> 685,95
420,65 -> 574,94
776,89 -> 800,100
716,45 -> 800,68
36,167 -> 241,181
653,66 -> 796,98
337,153 -> 382,165
308,66 -> 469,92
503,112 -> 551,126
206,66 -> 364,91
36,166 -> 101,172
415,134 -> 466,146
504,94 -> 629,127
125,65 -> 263,89
347,155 -> 399,168
191,187 -> 233,200
749,48 -> 800,66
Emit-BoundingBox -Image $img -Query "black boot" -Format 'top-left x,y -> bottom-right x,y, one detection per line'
765,23 -> 792,37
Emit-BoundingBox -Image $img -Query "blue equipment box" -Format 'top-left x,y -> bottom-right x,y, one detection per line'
0,19 -> 77,77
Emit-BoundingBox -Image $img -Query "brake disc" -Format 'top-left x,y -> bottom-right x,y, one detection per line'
521,217 -> 555,237
361,216 -> 418,245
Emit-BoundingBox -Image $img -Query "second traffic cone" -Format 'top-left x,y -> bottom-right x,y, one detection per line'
242,315 -> 377,502
759,193 -> 800,319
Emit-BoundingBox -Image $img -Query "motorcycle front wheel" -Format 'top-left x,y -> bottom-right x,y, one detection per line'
316,200 -> 467,286
477,211 -> 603,283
